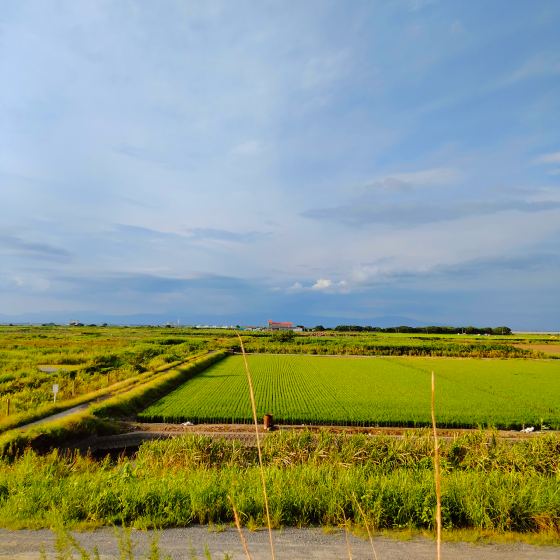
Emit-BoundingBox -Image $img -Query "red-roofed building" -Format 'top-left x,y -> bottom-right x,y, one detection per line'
268,320 -> 294,331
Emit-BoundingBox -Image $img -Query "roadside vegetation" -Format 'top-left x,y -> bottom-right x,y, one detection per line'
0,431 -> 558,537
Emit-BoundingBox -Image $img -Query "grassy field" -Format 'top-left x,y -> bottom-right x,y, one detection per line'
2,326 -> 558,427
0,326 -> 217,419
139,354 -> 560,429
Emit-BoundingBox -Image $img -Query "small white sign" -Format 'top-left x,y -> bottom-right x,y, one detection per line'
52,383 -> 59,403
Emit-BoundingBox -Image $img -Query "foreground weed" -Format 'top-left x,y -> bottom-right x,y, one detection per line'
339,507 -> 352,560
352,494 -> 378,560
237,333 -> 275,560
431,371 -> 442,560
229,494 -> 253,560
53,526 -> 101,560
47,525 -> 176,560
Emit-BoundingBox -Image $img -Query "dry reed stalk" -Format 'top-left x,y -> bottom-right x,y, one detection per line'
228,495 -> 253,560
237,333 -> 276,560
352,493 -> 378,560
340,507 -> 353,560
431,370 -> 442,560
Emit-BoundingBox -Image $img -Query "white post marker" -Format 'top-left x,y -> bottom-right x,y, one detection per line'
52,383 -> 59,403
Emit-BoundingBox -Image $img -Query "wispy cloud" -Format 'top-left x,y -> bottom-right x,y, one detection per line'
501,53 -> 560,87
115,224 -> 266,244
1,2 -> 559,328
303,197 -> 560,227
0,233 -> 71,261
185,228 -> 268,244
533,151 -> 560,165
365,167 -> 460,191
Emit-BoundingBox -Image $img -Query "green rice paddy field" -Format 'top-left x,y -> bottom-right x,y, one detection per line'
139,354 -> 560,429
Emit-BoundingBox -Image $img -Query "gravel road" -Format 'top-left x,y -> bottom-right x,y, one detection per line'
1,527 -> 557,560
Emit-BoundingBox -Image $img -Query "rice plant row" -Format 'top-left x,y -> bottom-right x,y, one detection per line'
139,354 -> 560,429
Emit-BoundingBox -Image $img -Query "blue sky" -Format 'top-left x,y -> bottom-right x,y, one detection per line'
1,1 -> 559,329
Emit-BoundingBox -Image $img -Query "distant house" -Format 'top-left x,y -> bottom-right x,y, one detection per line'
268,320 -> 294,331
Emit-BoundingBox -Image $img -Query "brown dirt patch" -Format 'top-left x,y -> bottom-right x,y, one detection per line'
515,344 -> 560,356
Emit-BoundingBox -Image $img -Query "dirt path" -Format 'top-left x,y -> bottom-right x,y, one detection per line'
17,352 -> 220,433
1,527 -> 557,559
75,421 -> 555,452
22,403 -> 91,429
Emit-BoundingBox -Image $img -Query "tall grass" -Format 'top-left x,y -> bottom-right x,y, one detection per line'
0,432 -> 558,534
0,410 -> 118,459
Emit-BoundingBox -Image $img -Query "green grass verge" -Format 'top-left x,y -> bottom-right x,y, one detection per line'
0,410 -> 118,459
0,352 -> 226,459
0,431 -> 558,535
0,356 -> 197,435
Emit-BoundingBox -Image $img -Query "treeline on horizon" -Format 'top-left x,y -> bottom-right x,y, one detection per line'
1,323 -> 514,335
313,325 -> 512,335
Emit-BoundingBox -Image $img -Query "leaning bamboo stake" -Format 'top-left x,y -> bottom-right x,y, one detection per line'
237,333 -> 276,560
431,371 -> 442,560
352,493 -> 378,560
229,495 -> 253,560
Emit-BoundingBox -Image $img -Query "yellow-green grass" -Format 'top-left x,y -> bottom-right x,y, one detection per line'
0,354 -> 201,435
0,325 -> 218,419
139,354 -> 560,429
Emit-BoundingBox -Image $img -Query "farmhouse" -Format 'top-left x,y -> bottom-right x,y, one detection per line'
268,320 -> 294,331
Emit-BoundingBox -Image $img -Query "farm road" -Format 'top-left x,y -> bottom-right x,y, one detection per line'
22,401 -> 100,430
17,352 -> 220,432
1,527 -> 558,559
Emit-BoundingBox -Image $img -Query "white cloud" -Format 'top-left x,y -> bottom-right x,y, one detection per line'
311,279 -> 349,293
312,278 -> 332,291
283,278 -> 350,294
533,151 -> 560,165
